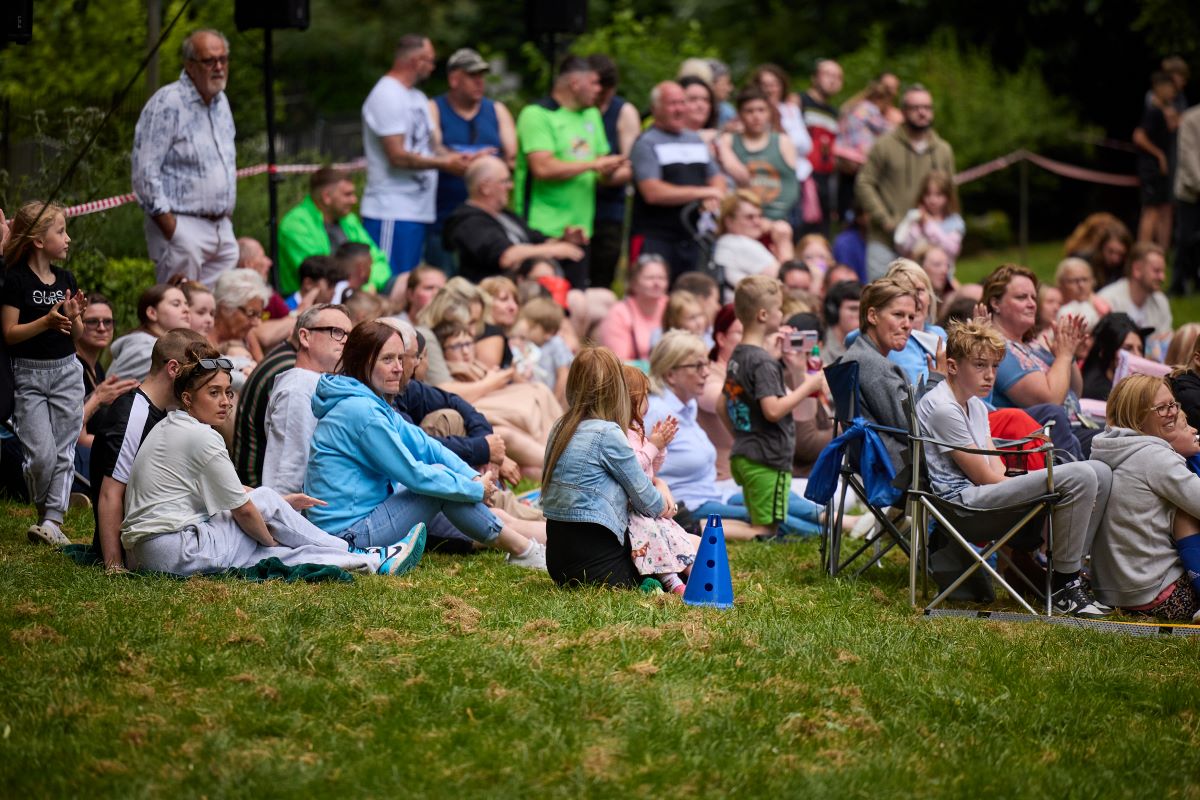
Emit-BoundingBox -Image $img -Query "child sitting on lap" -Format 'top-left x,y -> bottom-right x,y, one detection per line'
622,365 -> 700,594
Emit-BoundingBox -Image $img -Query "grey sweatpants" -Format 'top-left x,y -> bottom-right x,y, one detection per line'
133,486 -> 380,576
12,355 -> 84,525
957,460 -> 1112,574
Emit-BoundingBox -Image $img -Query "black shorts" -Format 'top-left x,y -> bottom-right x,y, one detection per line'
1140,168 -> 1171,206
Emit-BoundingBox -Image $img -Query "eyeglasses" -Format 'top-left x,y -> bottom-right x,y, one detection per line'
307,326 -> 349,342
1148,400 -> 1180,419
444,341 -> 474,354
675,361 -> 710,373
82,318 -> 114,330
191,55 -> 229,69
196,357 -> 235,371
237,306 -> 264,320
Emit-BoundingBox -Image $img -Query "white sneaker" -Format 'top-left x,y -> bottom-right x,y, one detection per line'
506,539 -> 547,571
849,514 -> 878,541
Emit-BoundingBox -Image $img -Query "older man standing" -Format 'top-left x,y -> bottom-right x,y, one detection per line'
361,34 -> 472,283
133,29 -> 237,285
630,81 -> 726,280
855,82 -> 955,280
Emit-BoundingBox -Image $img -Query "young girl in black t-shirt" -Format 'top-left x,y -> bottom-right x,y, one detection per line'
1,201 -> 88,546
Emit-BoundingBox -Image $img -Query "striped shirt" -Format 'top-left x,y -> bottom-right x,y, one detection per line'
131,70 -> 237,218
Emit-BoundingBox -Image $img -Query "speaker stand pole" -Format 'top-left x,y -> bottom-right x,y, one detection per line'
263,27 -> 281,290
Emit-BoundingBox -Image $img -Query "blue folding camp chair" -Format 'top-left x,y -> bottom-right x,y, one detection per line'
818,359 -> 912,577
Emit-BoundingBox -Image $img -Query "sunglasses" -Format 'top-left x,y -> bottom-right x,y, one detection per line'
196,357 -> 235,371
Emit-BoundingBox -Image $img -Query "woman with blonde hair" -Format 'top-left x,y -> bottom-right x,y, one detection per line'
1090,375 -> 1200,620
541,347 -> 667,587
477,275 -> 519,368
711,191 -> 794,301
1167,324 -> 1200,430
1055,256 -> 1111,330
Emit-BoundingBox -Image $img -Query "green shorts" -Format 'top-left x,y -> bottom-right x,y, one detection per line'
730,456 -> 791,526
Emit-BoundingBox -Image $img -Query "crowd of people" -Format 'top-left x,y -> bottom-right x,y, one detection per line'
2,29 -> 1199,621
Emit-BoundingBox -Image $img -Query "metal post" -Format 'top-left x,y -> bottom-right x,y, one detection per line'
1018,156 -> 1029,265
263,27 -> 280,288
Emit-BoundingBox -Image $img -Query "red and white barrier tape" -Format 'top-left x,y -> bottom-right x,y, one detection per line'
63,158 -> 367,218
63,147 -> 1137,219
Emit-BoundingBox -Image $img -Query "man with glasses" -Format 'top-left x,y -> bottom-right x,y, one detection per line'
133,29 -> 238,285
855,83 -> 955,281
261,305 -> 353,494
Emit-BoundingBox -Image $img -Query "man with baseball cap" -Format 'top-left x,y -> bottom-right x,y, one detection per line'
427,47 -> 517,270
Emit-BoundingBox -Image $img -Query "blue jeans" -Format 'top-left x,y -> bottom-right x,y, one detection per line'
694,491 -> 823,538
339,488 -> 502,549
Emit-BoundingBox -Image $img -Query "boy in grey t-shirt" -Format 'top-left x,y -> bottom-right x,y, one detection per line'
914,320 -> 1113,618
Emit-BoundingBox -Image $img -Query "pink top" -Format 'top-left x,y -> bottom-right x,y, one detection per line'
600,296 -> 667,360
626,429 -> 665,480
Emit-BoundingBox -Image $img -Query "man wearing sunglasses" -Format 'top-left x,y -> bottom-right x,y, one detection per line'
261,305 -> 353,494
133,29 -> 238,286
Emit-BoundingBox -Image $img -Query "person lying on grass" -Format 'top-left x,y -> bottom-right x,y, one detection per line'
1089,375 -> 1200,622
120,342 -> 421,577
914,319 -> 1113,618
540,346 -> 668,589
303,319 -> 546,570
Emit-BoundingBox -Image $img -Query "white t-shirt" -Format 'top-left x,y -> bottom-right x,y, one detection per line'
1097,278 -> 1173,336
915,380 -> 992,500
360,76 -> 437,222
712,234 -> 778,301
261,367 -> 322,495
121,411 -> 249,548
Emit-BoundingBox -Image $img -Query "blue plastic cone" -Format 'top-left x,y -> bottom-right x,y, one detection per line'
683,514 -> 734,608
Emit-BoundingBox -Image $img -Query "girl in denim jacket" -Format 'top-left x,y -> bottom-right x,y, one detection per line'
541,347 -> 668,588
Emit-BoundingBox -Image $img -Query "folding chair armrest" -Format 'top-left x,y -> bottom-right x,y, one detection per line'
910,489 -> 1063,513
992,435 -> 1047,449
908,435 -> 1054,459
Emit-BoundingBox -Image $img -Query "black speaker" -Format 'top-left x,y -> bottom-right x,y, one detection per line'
4,0 -> 32,44
235,0 -> 310,32
526,0 -> 587,35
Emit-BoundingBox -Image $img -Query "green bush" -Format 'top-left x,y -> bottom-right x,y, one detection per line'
69,252 -> 156,335
962,210 -> 1014,254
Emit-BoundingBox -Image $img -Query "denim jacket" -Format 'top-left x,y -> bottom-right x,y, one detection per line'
541,419 -> 666,542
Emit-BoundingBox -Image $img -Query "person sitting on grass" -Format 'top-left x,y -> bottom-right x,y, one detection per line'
723,275 -> 826,539
120,342 -> 419,577
1089,375 -> 1200,622
621,364 -> 700,594
541,346 -> 668,588
915,319 -> 1112,618
507,297 -> 573,406
303,319 -> 546,570
1168,328 -> 1200,430
109,283 -> 192,381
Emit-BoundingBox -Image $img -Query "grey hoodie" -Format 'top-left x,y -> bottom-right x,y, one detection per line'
1088,427 -> 1200,607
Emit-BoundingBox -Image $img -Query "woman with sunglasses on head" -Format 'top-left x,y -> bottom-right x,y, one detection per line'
1090,375 -> 1200,621
121,342 -> 418,577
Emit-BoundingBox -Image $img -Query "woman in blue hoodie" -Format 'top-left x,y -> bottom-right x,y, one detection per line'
304,319 -> 546,570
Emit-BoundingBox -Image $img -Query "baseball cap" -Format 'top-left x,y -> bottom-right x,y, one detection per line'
447,48 -> 490,74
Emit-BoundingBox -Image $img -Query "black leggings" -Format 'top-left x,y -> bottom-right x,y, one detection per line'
546,519 -> 639,589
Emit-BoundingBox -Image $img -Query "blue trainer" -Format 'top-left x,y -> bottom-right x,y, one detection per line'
377,522 -> 427,576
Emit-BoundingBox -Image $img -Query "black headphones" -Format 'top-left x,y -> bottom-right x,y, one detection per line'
824,280 -> 860,327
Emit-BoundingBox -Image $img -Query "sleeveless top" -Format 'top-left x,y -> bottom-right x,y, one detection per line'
730,132 -> 798,221
433,95 -> 502,225
595,95 -> 628,223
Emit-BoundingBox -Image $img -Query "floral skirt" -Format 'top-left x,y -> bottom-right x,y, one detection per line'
628,513 -> 700,577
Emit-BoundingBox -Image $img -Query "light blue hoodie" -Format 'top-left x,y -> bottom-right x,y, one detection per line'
304,374 -> 483,534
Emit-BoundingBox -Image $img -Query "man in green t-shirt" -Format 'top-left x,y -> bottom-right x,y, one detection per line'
513,55 -> 630,288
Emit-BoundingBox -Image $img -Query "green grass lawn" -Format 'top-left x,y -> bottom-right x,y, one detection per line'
2,501 -> 1199,797
956,243 -> 1200,326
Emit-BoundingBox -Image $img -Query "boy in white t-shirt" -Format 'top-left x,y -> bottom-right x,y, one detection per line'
916,319 -> 1113,618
